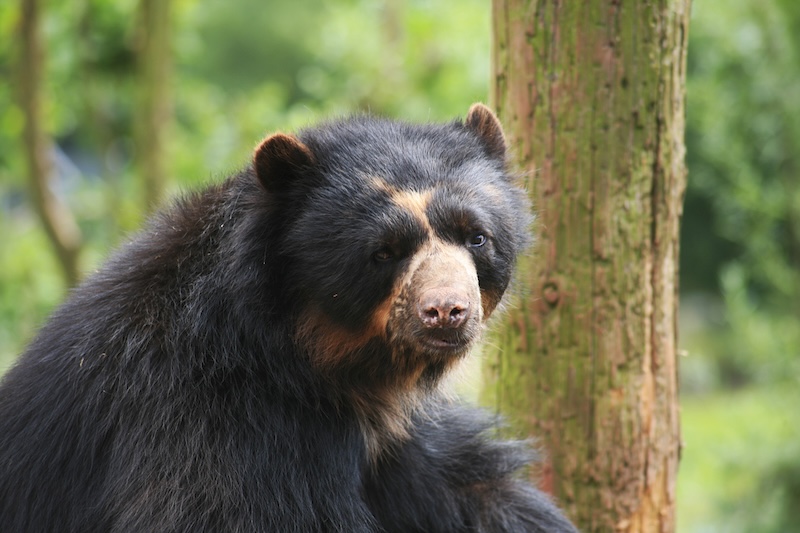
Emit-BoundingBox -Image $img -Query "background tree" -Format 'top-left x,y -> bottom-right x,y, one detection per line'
134,0 -> 172,212
16,0 -> 83,287
482,1 -> 690,531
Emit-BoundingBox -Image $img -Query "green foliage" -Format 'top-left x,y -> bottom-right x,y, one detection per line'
679,1 -> 800,531
0,3 -> 25,189
677,386 -> 800,533
180,0 -> 490,118
171,0 -> 490,179
682,0 -> 800,387
748,444 -> 800,533
0,213 -> 63,374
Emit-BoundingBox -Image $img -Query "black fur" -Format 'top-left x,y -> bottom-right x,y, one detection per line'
0,109 -> 578,532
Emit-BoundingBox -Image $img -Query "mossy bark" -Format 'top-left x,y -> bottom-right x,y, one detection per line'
483,1 -> 690,531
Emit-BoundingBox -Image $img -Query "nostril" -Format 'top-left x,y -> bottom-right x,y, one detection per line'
420,305 -> 444,328
447,303 -> 470,327
425,308 -> 441,320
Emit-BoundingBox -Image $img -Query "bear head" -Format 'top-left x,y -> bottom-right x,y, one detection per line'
252,104 -> 532,451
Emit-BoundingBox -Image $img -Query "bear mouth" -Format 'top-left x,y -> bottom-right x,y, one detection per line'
417,330 -> 474,355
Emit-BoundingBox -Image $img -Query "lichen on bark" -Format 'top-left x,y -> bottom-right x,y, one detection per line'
483,1 -> 690,531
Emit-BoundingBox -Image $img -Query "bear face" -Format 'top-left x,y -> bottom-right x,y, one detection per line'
252,105 -> 532,453
255,106 -> 529,379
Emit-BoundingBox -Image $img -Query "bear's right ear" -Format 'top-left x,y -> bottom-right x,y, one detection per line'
253,133 -> 316,193
465,103 -> 507,160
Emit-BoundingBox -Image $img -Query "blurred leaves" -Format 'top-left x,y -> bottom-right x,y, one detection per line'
678,2 -> 800,530
677,385 -> 800,533
682,0 -> 800,387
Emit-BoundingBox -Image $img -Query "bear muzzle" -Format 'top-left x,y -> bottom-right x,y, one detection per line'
393,241 -> 483,356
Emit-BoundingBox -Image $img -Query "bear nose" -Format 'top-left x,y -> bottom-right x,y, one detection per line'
418,290 -> 471,329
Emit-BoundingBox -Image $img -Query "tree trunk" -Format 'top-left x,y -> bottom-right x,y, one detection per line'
483,1 -> 690,532
134,0 -> 172,212
18,0 -> 83,287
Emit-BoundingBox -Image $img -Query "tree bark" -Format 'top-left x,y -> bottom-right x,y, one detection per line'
18,0 -> 83,287
483,1 -> 690,532
134,0 -> 172,212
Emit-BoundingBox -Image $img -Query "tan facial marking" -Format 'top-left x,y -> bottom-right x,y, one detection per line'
297,297 -> 392,370
366,175 -> 393,194
366,175 -> 433,233
391,190 -> 433,233
388,236 -> 484,345
408,238 -> 480,298
480,288 -> 503,319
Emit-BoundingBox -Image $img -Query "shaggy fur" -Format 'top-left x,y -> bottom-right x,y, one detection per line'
0,105 -> 578,532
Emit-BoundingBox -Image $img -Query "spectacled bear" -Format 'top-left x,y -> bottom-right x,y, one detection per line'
0,104 -> 578,532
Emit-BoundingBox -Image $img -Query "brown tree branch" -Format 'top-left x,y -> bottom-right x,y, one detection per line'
134,0 -> 173,213
18,0 -> 83,287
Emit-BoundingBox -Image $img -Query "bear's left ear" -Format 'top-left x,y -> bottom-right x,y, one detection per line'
253,133 -> 316,193
464,103 -> 507,160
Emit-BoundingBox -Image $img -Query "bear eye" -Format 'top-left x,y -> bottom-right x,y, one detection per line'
373,248 -> 395,263
467,232 -> 487,248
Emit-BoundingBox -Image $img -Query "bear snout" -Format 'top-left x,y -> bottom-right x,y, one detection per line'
417,289 -> 472,329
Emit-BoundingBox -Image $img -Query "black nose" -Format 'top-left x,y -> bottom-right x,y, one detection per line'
418,290 -> 471,329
